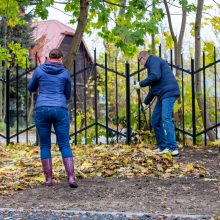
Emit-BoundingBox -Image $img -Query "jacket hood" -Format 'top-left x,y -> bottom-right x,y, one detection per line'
39,62 -> 66,75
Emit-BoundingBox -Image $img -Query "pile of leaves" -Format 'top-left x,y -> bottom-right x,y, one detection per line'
0,143 -> 209,196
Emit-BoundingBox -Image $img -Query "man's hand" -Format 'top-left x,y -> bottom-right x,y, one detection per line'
134,81 -> 141,90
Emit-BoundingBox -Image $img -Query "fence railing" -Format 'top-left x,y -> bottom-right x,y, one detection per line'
70,48 -> 220,146
0,57 -> 38,145
0,47 -> 219,146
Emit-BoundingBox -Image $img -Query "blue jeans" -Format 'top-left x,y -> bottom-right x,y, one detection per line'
35,106 -> 73,160
151,97 -> 178,151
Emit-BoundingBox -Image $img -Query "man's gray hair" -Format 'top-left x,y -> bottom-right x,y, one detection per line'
138,51 -> 149,58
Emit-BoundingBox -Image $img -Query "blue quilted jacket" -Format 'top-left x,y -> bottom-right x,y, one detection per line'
139,55 -> 180,105
28,62 -> 71,109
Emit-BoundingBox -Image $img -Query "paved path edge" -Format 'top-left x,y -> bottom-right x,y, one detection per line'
0,208 -> 218,219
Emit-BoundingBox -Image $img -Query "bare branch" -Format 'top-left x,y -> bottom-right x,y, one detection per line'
203,11 -> 220,25
178,4 -> 186,51
103,0 -> 127,7
166,0 -> 182,9
163,0 -> 177,42
51,6 -> 73,17
29,0 -> 68,5
54,1 -> 68,4
103,0 -> 155,10
212,0 -> 219,6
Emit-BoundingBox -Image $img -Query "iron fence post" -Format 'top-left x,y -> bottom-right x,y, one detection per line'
125,61 -> 131,144
214,47 -> 218,139
137,58 -> 141,130
191,58 -> 196,145
36,54 -> 39,145
83,48 -> 87,144
170,49 -> 173,71
181,54 -> 185,146
159,44 -> 161,57
115,58 -> 119,143
94,49 -> 98,144
25,58 -> 28,143
73,60 -> 77,145
105,53 -> 109,144
203,52 -> 207,146
16,64 -> 19,143
6,69 -> 10,145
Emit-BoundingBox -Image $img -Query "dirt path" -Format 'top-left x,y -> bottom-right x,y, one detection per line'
0,146 -> 219,216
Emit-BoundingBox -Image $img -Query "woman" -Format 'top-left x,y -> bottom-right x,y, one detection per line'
28,48 -> 78,188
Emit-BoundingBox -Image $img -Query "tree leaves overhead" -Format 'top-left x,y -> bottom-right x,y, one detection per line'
0,0 -> 25,26
90,0 -> 164,56
178,0 -> 196,12
0,0 -> 34,67
209,16 -> 220,32
33,0 -> 164,57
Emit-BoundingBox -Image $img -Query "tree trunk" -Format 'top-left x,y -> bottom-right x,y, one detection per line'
119,0 -> 126,16
151,35 -> 155,55
194,0 -> 216,141
164,0 -> 186,140
164,0 -> 186,77
64,0 -> 89,73
151,1 -> 156,55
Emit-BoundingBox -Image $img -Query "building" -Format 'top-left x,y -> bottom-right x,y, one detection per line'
30,19 -> 96,111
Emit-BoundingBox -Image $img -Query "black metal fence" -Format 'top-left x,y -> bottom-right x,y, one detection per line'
0,56 -> 38,145
70,47 -> 220,146
1,47 -> 220,146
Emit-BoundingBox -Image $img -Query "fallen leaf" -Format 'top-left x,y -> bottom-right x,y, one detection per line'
15,185 -> 26,190
17,161 -> 26,167
185,163 -> 194,172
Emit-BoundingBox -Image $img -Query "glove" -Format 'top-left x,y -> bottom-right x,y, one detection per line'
139,103 -> 148,112
134,81 -> 141,90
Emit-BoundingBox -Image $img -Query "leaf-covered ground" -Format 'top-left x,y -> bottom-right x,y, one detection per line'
0,143 -> 220,216
0,143 -> 215,196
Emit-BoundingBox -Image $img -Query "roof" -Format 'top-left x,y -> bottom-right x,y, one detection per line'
30,20 -> 75,63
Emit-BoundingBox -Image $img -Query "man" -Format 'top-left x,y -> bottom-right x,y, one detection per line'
134,51 -> 180,156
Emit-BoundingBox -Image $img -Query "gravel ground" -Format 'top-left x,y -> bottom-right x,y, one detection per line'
0,208 -> 216,220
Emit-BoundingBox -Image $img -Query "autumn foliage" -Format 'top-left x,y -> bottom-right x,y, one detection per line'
0,143 -> 209,196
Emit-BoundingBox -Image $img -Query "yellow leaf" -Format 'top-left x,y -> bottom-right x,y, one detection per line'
165,168 -> 173,173
33,161 -> 42,168
186,163 -> 194,172
173,163 -> 180,169
147,159 -> 153,165
162,152 -> 173,162
33,176 -> 45,182
15,185 -> 26,190
203,178 -> 218,181
81,161 -> 93,170
162,173 -> 171,178
157,164 -> 164,172
141,168 -> 150,175
17,161 -> 26,167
